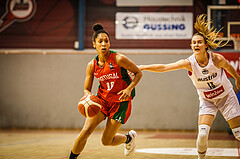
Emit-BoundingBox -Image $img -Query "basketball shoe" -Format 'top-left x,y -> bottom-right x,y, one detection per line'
124,130 -> 137,156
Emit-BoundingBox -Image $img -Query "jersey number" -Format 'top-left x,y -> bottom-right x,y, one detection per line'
106,82 -> 114,91
207,82 -> 216,89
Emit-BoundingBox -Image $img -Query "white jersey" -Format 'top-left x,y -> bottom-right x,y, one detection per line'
187,51 -> 232,99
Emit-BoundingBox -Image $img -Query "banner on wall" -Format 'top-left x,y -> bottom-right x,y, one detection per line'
0,0 -> 77,49
0,0 -> 37,32
116,0 -> 193,7
218,52 -> 240,77
115,12 -> 193,39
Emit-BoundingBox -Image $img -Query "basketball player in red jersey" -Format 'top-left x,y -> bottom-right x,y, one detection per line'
69,23 -> 142,159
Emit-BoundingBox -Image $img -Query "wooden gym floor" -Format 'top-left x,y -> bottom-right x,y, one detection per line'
0,129 -> 239,159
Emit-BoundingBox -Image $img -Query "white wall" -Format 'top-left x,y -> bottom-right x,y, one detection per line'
0,53 -> 230,130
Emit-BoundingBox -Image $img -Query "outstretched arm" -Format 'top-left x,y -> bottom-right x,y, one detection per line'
138,59 -> 192,73
213,53 -> 240,89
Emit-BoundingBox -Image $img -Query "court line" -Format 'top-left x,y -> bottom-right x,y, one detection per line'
136,148 -> 239,157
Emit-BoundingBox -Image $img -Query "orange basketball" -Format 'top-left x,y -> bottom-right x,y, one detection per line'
78,95 -> 102,118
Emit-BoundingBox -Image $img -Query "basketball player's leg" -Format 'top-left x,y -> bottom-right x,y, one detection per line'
197,114 -> 214,158
197,97 -> 218,158
71,111 -> 106,154
197,114 -> 215,159
100,100 -> 136,156
227,116 -> 240,141
101,118 -> 126,146
101,100 -> 132,146
220,90 -> 240,141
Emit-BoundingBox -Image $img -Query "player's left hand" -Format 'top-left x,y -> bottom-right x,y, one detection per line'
118,88 -> 131,101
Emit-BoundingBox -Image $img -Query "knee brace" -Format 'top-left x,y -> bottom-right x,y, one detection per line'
232,127 -> 240,141
197,124 -> 210,153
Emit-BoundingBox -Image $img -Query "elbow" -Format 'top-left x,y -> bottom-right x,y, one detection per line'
138,70 -> 143,78
133,70 -> 143,80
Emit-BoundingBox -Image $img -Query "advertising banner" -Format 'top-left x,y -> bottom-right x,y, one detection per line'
115,12 -> 193,39
218,52 -> 240,77
116,0 -> 193,7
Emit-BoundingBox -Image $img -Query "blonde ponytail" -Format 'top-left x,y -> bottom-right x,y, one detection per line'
194,14 -> 228,49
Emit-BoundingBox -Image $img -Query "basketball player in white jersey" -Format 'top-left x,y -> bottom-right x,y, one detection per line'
139,14 -> 240,159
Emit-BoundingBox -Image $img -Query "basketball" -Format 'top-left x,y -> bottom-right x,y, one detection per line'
78,95 -> 102,118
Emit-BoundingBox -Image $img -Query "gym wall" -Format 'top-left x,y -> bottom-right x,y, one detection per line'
0,52 -> 231,131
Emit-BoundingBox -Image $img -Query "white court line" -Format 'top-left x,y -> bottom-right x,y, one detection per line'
136,148 -> 239,157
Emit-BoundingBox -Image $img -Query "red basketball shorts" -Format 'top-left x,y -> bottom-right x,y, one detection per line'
98,97 -> 132,124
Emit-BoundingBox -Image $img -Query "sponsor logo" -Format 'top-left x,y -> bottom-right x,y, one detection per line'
122,16 -> 138,29
198,73 -> 217,81
115,117 -> 122,123
143,15 -> 186,31
143,24 -> 185,31
0,0 -> 37,32
204,85 -> 225,99
109,62 -> 114,69
202,69 -> 208,75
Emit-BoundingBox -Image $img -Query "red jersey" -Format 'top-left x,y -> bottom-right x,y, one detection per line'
93,50 -> 135,102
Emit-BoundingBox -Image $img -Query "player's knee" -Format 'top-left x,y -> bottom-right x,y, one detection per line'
197,124 -> 210,151
232,127 -> 240,141
198,124 -> 210,140
198,133 -> 208,143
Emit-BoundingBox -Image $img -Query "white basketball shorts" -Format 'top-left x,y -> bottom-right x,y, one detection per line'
199,89 -> 240,121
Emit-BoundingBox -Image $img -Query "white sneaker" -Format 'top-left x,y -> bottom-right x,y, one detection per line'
124,130 -> 137,156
